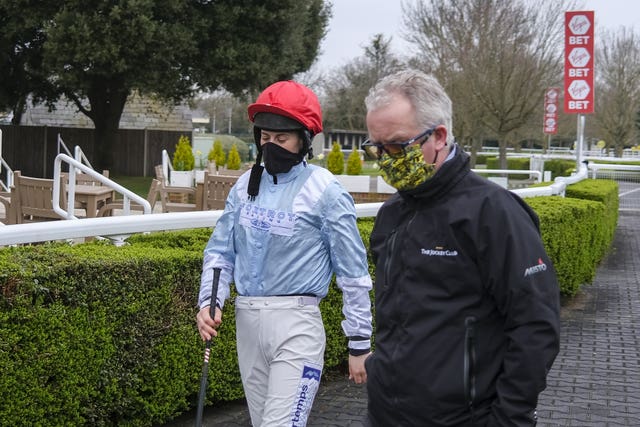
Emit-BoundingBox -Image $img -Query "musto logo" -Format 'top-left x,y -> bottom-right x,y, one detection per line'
524,258 -> 547,277
290,363 -> 321,426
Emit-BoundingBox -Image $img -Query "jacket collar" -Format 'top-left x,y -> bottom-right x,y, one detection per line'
265,160 -> 307,184
400,143 -> 470,202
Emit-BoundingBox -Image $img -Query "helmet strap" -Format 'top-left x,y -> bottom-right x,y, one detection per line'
301,130 -> 314,160
247,150 -> 263,201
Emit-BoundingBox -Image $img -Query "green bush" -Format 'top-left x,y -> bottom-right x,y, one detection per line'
0,237 -> 243,426
485,157 -> 530,178
208,140 -> 226,170
525,179 -> 618,297
526,196 -> 604,297
326,142 -> 344,175
172,135 -> 195,171
544,159 -> 575,179
346,148 -> 362,175
226,144 -> 241,170
475,154 -> 489,165
565,179 -> 619,262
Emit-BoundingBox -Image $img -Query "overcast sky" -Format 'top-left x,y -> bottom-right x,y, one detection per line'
314,0 -> 640,72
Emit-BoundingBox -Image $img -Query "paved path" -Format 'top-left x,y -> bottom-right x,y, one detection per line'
162,210 -> 640,427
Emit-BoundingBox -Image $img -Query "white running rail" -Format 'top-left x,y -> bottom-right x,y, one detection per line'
0,164 -> 592,246
471,169 -> 543,183
53,153 -> 152,219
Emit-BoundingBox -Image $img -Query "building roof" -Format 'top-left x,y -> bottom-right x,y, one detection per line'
21,92 -> 193,131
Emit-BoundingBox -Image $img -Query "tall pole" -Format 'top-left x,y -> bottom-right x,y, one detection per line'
576,114 -> 585,170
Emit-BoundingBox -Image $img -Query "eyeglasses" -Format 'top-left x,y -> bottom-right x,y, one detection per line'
361,127 -> 437,159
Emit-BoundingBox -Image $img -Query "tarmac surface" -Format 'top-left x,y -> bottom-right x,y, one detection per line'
162,209 -> 640,427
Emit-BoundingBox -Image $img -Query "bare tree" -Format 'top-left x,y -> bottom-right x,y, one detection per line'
402,0 -> 573,167
321,34 -> 403,131
595,27 -> 640,156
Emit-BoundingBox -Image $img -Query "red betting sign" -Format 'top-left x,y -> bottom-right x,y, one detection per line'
543,88 -> 560,134
564,11 -> 594,114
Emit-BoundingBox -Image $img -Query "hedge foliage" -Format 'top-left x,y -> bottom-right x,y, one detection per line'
0,180 -> 618,425
543,159 -> 576,178
525,179 -> 618,296
486,156 -> 530,171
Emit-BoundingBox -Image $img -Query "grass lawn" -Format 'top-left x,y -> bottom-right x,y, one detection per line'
110,175 -> 153,199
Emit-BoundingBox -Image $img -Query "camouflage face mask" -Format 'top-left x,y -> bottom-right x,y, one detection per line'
378,144 -> 437,191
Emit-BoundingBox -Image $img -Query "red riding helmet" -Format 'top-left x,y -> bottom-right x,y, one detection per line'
248,80 -> 323,136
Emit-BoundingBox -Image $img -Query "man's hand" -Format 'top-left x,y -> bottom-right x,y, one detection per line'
196,305 -> 222,341
348,352 -> 371,384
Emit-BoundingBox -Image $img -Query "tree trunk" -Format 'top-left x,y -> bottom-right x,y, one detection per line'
498,137 -> 508,170
85,84 -> 129,172
11,97 -> 26,125
93,118 -> 121,172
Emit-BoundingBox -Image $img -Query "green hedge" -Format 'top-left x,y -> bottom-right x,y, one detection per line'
486,157 -> 530,170
0,181 -> 618,425
525,179 -> 618,296
0,240 -> 243,426
543,159 -> 576,179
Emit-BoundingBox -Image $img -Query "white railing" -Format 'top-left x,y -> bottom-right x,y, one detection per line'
0,203 -> 384,246
161,149 -> 173,185
0,129 -> 13,192
0,161 -> 619,246
57,133 -> 73,158
0,157 -> 12,192
53,153 -> 152,219
588,161 -> 640,179
73,144 -> 94,170
58,135 -> 95,171
514,164 -> 588,198
471,169 -> 543,183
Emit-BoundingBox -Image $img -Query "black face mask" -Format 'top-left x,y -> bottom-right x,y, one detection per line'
262,142 -> 304,176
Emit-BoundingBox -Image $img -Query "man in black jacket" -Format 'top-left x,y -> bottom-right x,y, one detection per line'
361,69 -> 560,426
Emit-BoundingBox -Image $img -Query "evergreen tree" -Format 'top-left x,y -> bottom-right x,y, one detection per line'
326,142 -> 344,175
209,140 -> 226,170
346,148 -> 362,175
227,144 -> 241,170
172,135 -> 194,171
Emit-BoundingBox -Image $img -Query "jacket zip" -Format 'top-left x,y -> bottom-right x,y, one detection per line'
464,316 -> 477,424
383,229 -> 397,289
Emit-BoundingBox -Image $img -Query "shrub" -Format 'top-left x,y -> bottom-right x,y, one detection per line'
172,135 -> 195,171
526,196 -> 605,297
208,140 -> 226,170
485,157 -> 530,177
326,142 -> 344,175
544,159 -> 575,179
346,148 -> 363,175
226,144 -> 241,170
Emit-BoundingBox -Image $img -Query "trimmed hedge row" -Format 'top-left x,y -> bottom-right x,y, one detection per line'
525,179 -> 618,296
0,179 -> 618,425
483,157 -> 531,179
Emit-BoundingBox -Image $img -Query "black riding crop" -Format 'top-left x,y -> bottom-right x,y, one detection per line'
195,267 -> 221,427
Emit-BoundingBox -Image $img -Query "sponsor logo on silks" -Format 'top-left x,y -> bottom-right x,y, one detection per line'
421,246 -> 458,257
524,258 -> 548,277
290,362 -> 322,427
238,202 -> 296,236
